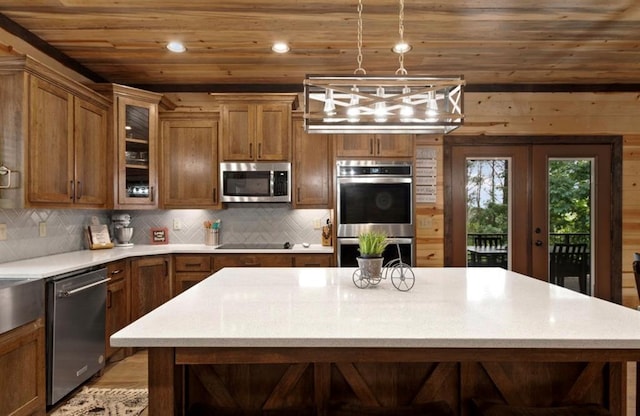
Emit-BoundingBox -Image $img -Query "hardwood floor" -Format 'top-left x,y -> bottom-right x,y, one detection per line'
90,350 -> 148,389
88,350 -> 149,415
57,351 -> 637,416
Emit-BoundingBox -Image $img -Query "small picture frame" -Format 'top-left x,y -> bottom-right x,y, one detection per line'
151,227 -> 169,245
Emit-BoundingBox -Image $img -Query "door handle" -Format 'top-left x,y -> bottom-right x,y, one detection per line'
535,240 -> 543,246
58,277 -> 112,297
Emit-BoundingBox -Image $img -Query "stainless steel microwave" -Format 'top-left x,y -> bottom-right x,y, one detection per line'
220,162 -> 291,202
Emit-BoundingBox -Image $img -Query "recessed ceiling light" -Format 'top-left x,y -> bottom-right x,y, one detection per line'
392,42 -> 412,54
166,41 -> 186,53
272,42 -> 290,53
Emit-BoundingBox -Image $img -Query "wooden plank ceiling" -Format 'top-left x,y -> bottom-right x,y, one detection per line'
0,0 -> 639,90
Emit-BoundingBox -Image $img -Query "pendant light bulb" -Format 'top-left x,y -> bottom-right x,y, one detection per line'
374,86 -> 387,122
400,86 -> 414,120
425,91 -> 438,122
347,86 -> 361,121
323,89 -> 336,116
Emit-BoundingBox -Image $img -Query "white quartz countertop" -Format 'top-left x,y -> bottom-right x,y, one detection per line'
111,267 -> 640,350
0,244 -> 333,279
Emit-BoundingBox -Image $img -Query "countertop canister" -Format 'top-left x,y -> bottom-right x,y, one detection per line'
204,228 -> 219,246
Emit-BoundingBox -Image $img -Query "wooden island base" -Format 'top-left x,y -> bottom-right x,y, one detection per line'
148,347 -> 633,416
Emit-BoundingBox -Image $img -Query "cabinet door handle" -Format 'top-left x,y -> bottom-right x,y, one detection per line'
249,143 -> 253,159
70,180 -> 75,200
376,138 -> 381,155
110,269 -> 123,275
76,181 -> 82,200
258,143 -> 262,159
150,186 -> 155,202
213,187 -> 217,204
107,289 -> 112,309
184,263 -> 201,267
297,187 -> 301,203
369,138 -> 374,155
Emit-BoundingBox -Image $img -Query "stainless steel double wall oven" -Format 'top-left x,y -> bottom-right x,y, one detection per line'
336,160 -> 414,267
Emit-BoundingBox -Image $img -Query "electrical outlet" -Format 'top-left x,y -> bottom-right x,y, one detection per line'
418,217 -> 433,229
173,218 -> 182,230
39,222 -> 47,237
312,219 -> 322,229
0,223 -> 6,241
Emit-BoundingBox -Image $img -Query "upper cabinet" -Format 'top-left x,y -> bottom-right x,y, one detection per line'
292,117 -> 332,208
94,84 -> 162,209
336,134 -> 414,158
214,94 -> 297,161
0,55 -> 110,209
159,113 -> 220,209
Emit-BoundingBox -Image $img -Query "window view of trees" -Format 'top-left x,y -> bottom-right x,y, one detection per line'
466,159 -> 508,238
465,158 -> 591,246
548,160 -> 591,245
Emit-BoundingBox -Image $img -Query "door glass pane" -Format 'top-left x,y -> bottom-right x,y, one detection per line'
466,159 -> 509,269
124,104 -> 150,197
548,159 -> 592,295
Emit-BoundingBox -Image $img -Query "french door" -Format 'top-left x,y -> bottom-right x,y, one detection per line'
445,136 -> 621,301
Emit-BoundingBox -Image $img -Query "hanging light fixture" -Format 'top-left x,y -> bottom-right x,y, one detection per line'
303,0 -> 465,134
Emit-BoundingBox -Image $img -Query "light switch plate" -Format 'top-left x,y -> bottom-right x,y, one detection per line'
0,223 -> 6,240
173,218 -> 182,230
39,222 -> 47,237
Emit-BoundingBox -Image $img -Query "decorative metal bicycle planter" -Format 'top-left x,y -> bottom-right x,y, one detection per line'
352,244 -> 415,291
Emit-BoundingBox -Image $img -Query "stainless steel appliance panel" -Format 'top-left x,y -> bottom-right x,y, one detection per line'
336,160 -> 414,238
0,278 -> 44,335
337,238 -> 414,267
47,268 -> 109,406
220,161 -> 291,202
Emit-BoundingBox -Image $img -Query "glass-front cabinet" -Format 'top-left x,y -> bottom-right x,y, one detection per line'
119,97 -> 155,206
95,84 -> 162,208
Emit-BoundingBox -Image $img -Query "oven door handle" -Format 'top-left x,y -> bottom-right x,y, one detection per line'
58,277 -> 111,297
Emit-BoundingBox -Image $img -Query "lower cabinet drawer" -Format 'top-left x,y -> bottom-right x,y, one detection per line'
175,255 -> 212,272
213,254 -> 294,272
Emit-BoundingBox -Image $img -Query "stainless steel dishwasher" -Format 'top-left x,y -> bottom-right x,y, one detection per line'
46,267 -> 110,406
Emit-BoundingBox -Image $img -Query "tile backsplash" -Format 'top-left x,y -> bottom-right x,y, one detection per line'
0,205 -> 331,264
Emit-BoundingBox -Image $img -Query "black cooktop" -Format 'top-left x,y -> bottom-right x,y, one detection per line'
217,242 -> 291,249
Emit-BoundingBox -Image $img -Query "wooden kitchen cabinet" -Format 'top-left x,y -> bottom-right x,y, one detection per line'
130,255 -> 171,321
93,84 -> 162,209
0,319 -> 45,416
160,113 -> 220,208
216,94 -> 296,161
173,254 -> 213,295
0,56 -> 110,208
292,117 -> 333,208
336,134 -> 413,158
212,253 -> 294,272
293,253 -> 334,267
105,260 -> 130,362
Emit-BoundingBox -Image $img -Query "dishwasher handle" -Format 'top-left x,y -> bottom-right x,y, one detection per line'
58,277 -> 111,297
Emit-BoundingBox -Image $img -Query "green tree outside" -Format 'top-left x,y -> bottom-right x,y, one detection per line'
466,159 -> 590,245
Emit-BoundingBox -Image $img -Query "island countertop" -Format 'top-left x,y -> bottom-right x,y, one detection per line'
111,266 -> 640,350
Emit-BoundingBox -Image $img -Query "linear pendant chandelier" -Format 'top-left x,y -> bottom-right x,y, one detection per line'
303,0 -> 465,134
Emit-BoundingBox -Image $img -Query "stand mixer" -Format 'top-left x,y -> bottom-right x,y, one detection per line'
112,213 -> 134,247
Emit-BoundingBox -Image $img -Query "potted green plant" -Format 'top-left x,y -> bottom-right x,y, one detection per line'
357,230 -> 388,279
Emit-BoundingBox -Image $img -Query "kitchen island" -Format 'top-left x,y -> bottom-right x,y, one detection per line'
111,267 -> 640,416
